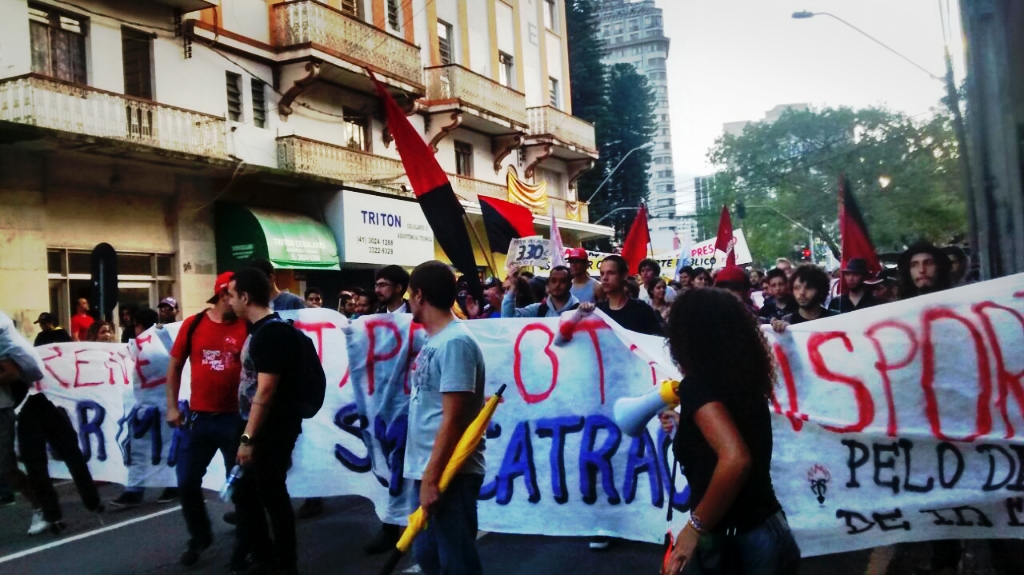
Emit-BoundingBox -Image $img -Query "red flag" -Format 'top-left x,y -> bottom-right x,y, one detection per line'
479,196 -> 536,253
839,175 -> 881,275
370,74 -> 481,295
714,205 -> 737,267
620,205 -> 650,275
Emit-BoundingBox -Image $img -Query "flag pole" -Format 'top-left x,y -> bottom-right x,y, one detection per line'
462,213 -> 499,279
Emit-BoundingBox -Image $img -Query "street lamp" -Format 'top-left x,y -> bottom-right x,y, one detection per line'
791,11 -> 942,80
592,206 -> 641,226
585,142 -> 655,204
792,9 -> 978,265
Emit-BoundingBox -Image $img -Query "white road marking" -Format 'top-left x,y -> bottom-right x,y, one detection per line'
0,505 -> 182,565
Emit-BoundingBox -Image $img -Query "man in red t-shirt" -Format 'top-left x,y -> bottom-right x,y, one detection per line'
70,298 -> 94,341
165,272 -> 249,569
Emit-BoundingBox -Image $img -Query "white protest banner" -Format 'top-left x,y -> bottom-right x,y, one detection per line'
507,236 -> 552,268
17,274 -> 1024,557
656,229 -> 753,270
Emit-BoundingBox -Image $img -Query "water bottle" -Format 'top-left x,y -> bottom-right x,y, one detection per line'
220,465 -> 244,502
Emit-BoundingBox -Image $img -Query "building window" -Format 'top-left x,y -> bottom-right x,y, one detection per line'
252,78 -> 267,129
387,0 -> 401,31
121,28 -> 152,99
46,249 -> 175,331
226,72 -> 242,122
343,107 -> 369,151
340,0 -> 358,17
499,52 -> 515,89
454,141 -> 473,177
544,0 -> 557,30
548,77 -> 560,109
29,3 -> 87,84
437,20 -> 453,65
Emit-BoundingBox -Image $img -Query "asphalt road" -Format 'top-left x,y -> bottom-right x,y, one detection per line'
0,481 -> 999,575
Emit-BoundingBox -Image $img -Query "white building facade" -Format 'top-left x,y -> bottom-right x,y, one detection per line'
0,0 -> 607,336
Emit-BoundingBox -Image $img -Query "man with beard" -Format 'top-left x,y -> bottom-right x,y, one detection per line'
757,268 -> 794,324
374,265 -> 411,314
165,273 -> 249,568
828,258 -> 879,314
898,241 -> 952,298
771,264 -> 837,332
502,266 -> 580,317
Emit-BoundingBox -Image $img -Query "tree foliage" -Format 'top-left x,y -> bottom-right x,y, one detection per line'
699,105 -> 967,267
566,1 -> 656,250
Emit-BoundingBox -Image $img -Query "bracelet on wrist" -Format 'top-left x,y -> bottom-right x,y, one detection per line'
687,513 -> 708,535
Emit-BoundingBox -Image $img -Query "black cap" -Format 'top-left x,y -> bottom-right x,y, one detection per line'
34,312 -> 55,324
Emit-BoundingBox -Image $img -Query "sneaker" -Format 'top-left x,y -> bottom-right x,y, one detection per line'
109,491 -> 144,509
296,497 -> 323,520
0,493 -> 15,508
588,536 -> 611,550
363,523 -> 401,555
156,488 -> 179,503
179,536 -> 213,567
27,510 -> 65,536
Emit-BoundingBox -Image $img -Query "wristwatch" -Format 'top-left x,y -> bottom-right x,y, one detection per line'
240,433 -> 253,446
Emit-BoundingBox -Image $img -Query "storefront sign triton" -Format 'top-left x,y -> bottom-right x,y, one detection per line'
325,191 -> 435,267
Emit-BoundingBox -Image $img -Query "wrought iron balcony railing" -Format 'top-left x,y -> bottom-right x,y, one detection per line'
277,135 -> 409,190
273,0 -> 422,88
424,65 -> 527,129
0,74 -> 227,158
526,106 -> 598,155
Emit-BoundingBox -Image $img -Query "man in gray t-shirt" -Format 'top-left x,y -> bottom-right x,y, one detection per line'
404,261 -> 486,575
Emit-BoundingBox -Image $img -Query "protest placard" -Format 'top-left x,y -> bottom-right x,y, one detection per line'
506,236 -> 552,268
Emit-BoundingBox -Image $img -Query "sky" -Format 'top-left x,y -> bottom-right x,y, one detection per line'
656,0 -> 966,211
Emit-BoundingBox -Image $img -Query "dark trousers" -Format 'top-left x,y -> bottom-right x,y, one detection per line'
413,474 -> 484,575
176,411 -> 243,548
17,393 -> 100,522
233,417 -> 301,568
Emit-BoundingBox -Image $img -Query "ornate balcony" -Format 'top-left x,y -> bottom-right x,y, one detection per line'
0,74 -> 227,158
272,1 -> 423,93
277,135 -> 410,193
424,65 -> 527,134
449,174 -> 507,204
550,197 -> 589,222
526,106 -> 598,160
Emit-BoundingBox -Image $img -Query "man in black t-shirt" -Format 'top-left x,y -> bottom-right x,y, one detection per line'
585,255 -> 663,337
228,268 -> 304,575
828,258 -> 879,314
757,268 -> 794,324
32,313 -> 72,347
771,265 -> 837,332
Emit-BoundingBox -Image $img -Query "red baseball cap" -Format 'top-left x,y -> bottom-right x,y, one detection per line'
566,247 -> 589,261
714,265 -> 749,286
208,271 -> 234,303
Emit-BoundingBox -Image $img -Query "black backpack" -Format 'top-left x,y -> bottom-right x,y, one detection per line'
251,317 -> 326,419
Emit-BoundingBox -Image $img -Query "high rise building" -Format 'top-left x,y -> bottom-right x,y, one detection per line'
595,0 -> 680,250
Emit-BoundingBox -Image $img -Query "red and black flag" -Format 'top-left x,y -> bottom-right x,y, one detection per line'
620,204 -> 651,274
839,175 -> 881,275
370,74 -> 481,295
714,204 -> 737,267
479,196 -> 536,254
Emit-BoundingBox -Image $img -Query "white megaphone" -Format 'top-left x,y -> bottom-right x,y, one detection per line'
613,379 -> 680,437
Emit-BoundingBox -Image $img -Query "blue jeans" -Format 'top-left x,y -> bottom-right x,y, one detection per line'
686,511 -> 801,575
413,474 -> 484,575
176,412 -> 243,548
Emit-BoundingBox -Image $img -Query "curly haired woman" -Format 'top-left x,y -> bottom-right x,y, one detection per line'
662,288 -> 800,575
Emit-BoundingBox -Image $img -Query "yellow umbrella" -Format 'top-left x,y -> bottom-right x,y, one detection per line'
378,383 -> 508,575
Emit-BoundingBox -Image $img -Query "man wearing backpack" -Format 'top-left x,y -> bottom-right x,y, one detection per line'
229,267 -> 323,575
165,272 -> 248,568
501,266 -> 580,318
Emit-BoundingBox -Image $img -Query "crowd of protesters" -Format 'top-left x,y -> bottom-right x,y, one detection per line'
0,237 -> 988,575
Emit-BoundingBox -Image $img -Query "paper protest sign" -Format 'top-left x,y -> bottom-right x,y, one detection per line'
507,236 -> 552,268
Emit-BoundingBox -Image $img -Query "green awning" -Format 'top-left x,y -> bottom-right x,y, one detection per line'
216,205 -> 340,271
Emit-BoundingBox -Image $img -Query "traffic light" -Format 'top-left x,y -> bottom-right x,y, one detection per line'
800,247 -> 812,261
